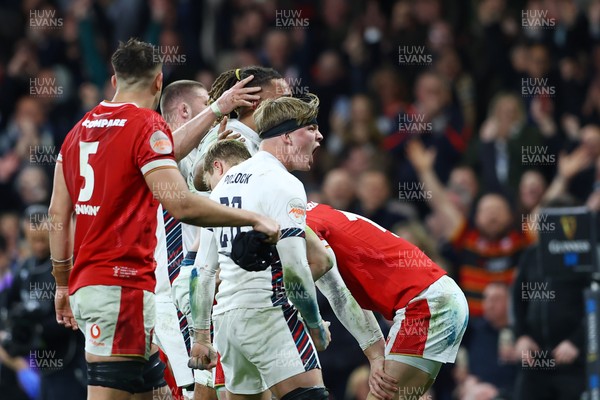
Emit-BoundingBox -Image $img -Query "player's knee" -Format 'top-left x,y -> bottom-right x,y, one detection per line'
138,352 -> 168,393
281,386 -> 329,400
87,360 -> 144,393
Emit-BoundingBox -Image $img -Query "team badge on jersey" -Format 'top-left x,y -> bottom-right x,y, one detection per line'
149,130 -> 172,154
287,198 -> 306,224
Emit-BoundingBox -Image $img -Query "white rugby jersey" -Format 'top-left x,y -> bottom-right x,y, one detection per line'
183,119 -> 261,257
210,151 -> 308,315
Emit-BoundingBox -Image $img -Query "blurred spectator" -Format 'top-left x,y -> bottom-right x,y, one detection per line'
386,70 -> 470,188
434,47 -> 477,131
517,170 -> 547,215
355,169 -> 415,230
312,50 -> 349,137
368,66 -> 408,135
513,224 -> 587,399
407,139 -> 534,317
320,168 -> 357,211
328,93 -> 383,157
0,212 -> 21,272
458,283 -> 518,399
466,92 -> 557,194
16,166 -> 51,209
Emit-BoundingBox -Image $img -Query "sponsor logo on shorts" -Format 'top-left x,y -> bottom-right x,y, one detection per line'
287,198 -> 306,224
91,323 -> 101,339
149,130 -> 173,154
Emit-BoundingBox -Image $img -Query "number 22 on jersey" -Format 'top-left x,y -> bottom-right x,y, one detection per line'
219,196 -> 242,248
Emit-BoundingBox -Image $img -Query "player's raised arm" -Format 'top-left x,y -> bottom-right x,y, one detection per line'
169,75 -> 260,161
406,139 -> 462,238
188,227 -> 219,370
48,160 -> 77,330
144,167 -> 279,242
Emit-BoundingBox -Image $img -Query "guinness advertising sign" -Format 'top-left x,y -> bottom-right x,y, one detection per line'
538,207 -> 597,278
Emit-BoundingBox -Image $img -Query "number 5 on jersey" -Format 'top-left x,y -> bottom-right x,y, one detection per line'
78,141 -> 99,202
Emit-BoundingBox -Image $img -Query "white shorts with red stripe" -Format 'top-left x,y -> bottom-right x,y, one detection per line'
385,275 -> 468,365
213,304 -> 320,395
70,285 -> 155,359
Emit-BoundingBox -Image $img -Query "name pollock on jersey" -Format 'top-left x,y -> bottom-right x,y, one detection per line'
82,118 -> 128,128
75,204 -> 101,216
224,172 -> 252,184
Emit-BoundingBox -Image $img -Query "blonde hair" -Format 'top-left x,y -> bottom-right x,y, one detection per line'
202,139 -> 251,175
254,94 -> 320,137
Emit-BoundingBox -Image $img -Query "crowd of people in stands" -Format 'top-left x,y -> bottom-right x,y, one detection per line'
0,0 -> 597,399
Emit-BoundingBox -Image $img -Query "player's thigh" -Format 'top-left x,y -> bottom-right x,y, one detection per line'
195,383 -> 218,400
213,309 -> 268,395
365,359 -> 434,400
71,285 -> 155,362
256,306 -> 323,398
228,392 -> 270,400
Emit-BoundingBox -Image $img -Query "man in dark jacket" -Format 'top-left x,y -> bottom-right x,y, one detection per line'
512,244 -> 587,400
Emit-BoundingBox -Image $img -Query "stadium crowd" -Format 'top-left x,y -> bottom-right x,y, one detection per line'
0,0 -> 597,399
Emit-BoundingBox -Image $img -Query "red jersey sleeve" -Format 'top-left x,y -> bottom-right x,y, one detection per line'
135,113 -> 177,176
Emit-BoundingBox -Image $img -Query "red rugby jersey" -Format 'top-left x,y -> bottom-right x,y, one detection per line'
59,101 -> 177,294
306,202 -> 446,320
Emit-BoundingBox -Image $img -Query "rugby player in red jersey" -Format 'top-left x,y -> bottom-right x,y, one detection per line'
305,202 -> 468,400
48,38 -> 279,400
